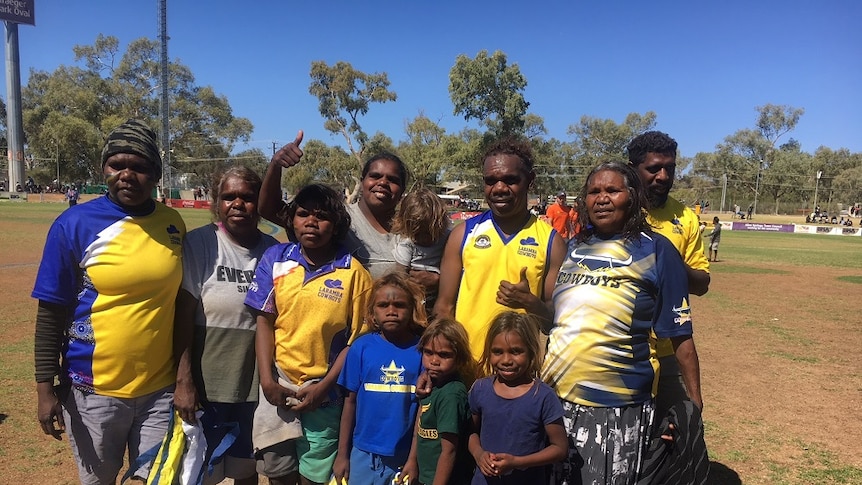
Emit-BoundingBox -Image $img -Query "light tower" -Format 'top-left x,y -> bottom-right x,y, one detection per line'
158,0 -> 170,200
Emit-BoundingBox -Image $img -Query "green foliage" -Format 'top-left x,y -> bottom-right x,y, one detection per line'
308,61 -> 396,161
308,60 -> 397,201
395,113 -> 467,189
567,111 -> 657,164
756,103 -> 804,144
698,104 -> 808,214
448,50 -> 529,137
760,145 -> 812,213
22,34 -> 253,189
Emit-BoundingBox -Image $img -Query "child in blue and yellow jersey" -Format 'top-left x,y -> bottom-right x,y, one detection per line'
245,183 -> 372,485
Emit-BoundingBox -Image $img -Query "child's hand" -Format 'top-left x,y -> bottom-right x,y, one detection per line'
415,371 -> 432,399
332,452 -> 349,484
399,460 -> 418,484
490,452 -> 518,475
476,450 -> 499,477
260,380 -> 296,407
293,381 -> 327,412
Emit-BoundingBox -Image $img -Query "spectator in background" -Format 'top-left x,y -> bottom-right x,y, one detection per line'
705,216 -> 721,262
33,119 -> 186,484
65,185 -> 79,208
545,191 -> 579,242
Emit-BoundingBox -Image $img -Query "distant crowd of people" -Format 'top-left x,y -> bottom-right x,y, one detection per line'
33,124 -> 709,485
806,206 -> 857,226
0,178 -> 90,205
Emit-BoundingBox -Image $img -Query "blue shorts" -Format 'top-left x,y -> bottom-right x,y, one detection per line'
349,447 -> 405,485
201,402 -> 257,483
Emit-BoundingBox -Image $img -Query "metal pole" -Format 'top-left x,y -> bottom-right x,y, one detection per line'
158,0 -> 170,200
5,21 -> 25,193
56,139 -> 60,188
813,170 -> 822,212
720,173 -> 727,213
753,159 -> 762,219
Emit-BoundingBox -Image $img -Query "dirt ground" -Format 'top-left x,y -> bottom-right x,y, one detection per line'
1,208 -> 860,484
696,263 -> 862,484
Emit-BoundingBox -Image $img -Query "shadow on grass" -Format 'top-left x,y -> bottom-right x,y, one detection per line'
708,461 -> 742,484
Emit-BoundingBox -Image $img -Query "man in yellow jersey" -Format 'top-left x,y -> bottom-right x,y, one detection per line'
434,137 -> 567,361
627,131 -> 709,421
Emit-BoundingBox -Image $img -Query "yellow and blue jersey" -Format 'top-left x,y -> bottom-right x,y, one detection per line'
647,195 -> 709,358
455,211 -> 556,360
244,242 -> 372,386
541,232 -> 692,407
32,196 -> 185,398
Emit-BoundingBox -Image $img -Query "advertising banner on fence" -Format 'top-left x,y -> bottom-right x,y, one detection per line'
165,199 -> 212,210
794,225 -> 861,236
731,222 -> 794,233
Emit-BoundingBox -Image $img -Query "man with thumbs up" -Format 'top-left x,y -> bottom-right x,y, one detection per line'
433,137 -> 566,361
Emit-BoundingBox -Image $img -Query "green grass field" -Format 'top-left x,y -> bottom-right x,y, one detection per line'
716,230 -> 862,269
1,200 -> 861,484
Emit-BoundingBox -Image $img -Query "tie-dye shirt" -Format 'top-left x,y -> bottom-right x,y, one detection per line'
542,232 -> 692,407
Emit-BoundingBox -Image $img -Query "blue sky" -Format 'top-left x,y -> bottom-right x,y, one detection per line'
4,0 -> 861,158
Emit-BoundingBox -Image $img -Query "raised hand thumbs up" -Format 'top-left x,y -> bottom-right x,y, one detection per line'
272,130 -> 304,168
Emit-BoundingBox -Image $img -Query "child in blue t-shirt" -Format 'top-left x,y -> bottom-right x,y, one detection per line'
333,272 -> 427,485
468,312 -> 568,484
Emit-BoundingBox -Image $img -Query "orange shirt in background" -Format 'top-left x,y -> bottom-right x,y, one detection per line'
546,202 -> 578,240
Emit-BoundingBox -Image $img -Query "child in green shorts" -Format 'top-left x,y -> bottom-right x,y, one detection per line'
245,184 -> 372,484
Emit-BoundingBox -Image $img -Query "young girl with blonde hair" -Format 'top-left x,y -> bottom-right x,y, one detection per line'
391,187 -> 451,310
